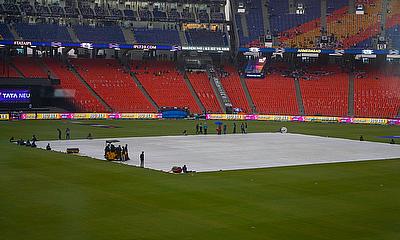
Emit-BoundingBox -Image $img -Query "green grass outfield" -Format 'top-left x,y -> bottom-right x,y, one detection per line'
0,120 -> 399,240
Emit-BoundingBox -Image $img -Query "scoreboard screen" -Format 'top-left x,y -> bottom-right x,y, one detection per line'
245,57 -> 266,78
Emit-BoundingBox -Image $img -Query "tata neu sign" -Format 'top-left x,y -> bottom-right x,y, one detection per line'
0,89 -> 31,103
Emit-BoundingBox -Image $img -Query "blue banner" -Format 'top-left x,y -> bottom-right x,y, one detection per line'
0,89 -> 31,103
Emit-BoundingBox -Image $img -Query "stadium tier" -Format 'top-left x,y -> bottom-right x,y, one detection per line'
354,65 -> 400,118
185,29 -> 229,47
131,61 -> 201,113
220,65 -> 251,113
133,28 -> 181,45
73,25 -> 125,43
0,23 -> 13,40
186,71 -> 222,113
246,70 -> 299,115
299,66 -> 349,116
44,58 -> 107,112
15,23 -> 71,42
71,59 -> 155,113
0,59 -> 20,78
12,57 -> 48,78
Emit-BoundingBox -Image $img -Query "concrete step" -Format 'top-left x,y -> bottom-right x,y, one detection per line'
240,14 -> 249,37
261,0 -> 271,34
206,70 -> 227,113
348,72 -> 355,116
239,76 -> 256,113
178,30 -> 188,46
294,78 -> 305,115
67,26 -> 80,42
122,27 -> 135,43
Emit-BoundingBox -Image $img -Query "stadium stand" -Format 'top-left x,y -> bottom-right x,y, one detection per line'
133,28 -> 181,45
12,57 -> 47,78
15,23 -> 71,42
0,23 -> 13,40
153,7 -> 168,21
123,9 -> 138,20
73,25 -> 125,43
246,71 -> 299,115
167,9 -> 181,21
185,29 -> 228,47
186,71 -> 222,113
131,60 -> 201,113
139,7 -> 152,21
49,5 -> 64,17
19,2 -> 35,16
44,58 -> 107,112
35,4 -> 51,17
1,3 -> 20,15
0,59 -> 20,78
71,58 -> 155,113
64,6 -> 79,18
243,0 -> 265,46
354,66 -> 400,118
299,66 -> 349,116
220,65 -> 250,113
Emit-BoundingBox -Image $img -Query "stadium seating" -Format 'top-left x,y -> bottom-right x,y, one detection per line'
270,0 -> 321,33
139,8 -> 152,21
387,24 -> 400,49
133,28 -> 181,45
35,5 -> 51,16
186,71 -> 222,113
49,5 -> 64,17
72,58 -> 155,113
73,25 -> 125,43
19,2 -> 35,16
131,60 -> 201,113
354,66 -> 400,118
1,3 -> 20,15
185,29 -> 228,47
153,7 -> 168,21
246,72 -> 299,115
244,0 -> 265,46
64,6 -> 79,17
220,65 -> 250,112
300,66 -> 349,116
79,5 -> 95,18
181,8 -> 195,22
0,23 -> 13,40
12,57 -> 48,78
44,58 -> 107,112
15,23 -> 71,42
123,9 -> 138,20
167,9 -> 181,21
0,59 -> 20,78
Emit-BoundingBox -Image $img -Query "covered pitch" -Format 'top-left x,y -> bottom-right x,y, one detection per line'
37,133 -> 400,172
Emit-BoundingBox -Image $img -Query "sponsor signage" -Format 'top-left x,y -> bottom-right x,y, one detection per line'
0,89 -> 31,103
0,114 -> 9,120
3,112 -> 399,126
182,46 -> 230,52
206,114 -> 400,126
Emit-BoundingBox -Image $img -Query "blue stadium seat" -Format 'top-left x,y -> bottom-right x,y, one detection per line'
133,28 -> 181,45
185,29 -> 228,47
0,24 -> 13,40
15,23 -> 71,42
73,25 -> 125,43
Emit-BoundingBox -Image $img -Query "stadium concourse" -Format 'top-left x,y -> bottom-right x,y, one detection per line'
37,133 -> 400,173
